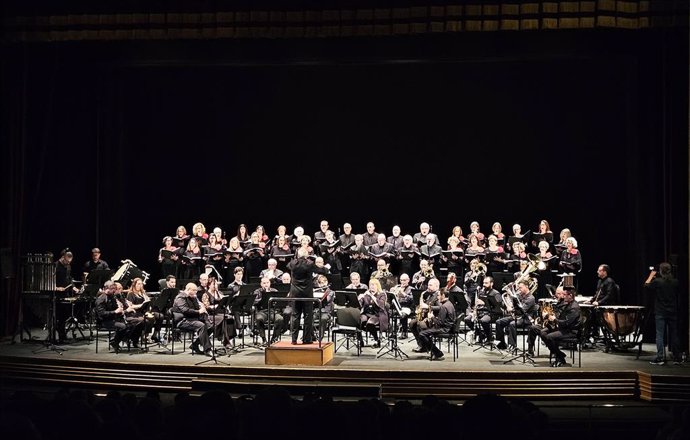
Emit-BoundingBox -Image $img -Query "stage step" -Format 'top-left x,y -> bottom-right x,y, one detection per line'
1,355 -> 689,401
192,377 -> 381,398
264,341 -> 334,366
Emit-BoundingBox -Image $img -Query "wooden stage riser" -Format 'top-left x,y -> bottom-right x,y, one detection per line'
1,358 -> 689,402
264,342 -> 335,366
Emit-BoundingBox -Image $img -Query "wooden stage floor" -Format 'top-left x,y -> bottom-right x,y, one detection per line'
1,327 -> 689,402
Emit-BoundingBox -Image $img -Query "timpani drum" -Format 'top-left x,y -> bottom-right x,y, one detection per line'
598,305 -> 645,353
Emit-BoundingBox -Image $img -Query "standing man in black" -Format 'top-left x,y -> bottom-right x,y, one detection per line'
54,249 -> 79,343
589,264 -> 618,307
287,248 -> 328,345
645,263 -> 681,365
82,247 -> 110,280
586,264 -> 618,340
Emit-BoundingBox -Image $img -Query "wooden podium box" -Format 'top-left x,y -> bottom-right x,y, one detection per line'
265,341 -> 334,366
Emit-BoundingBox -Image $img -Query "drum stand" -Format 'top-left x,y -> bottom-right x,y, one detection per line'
33,291 -> 67,355
64,299 -> 87,340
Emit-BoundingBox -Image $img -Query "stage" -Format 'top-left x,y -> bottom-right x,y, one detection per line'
1,327 -> 689,403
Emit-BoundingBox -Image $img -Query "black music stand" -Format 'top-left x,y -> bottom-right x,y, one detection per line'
334,290 -> 363,309
151,288 -> 177,351
502,306 -> 536,366
261,291 -> 288,345
377,293 -> 408,360
196,295 -> 231,365
33,290 -> 67,355
230,292 -> 256,351
85,269 -> 112,289
492,272 -> 514,292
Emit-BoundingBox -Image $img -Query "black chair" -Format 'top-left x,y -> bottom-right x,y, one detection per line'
94,319 -> 132,354
430,315 -> 464,362
94,321 -> 114,353
331,307 -> 362,355
168,312 -> 199,355
549,328 -> 584,367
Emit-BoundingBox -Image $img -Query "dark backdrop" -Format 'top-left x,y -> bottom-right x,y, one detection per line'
2,30 -> 687,342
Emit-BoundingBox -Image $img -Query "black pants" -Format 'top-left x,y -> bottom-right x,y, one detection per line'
543,330 -> 576,360
419,327 -> 444,355
178,318 -> 211,351
291,299 -> 314,343
255,310 -> 284,342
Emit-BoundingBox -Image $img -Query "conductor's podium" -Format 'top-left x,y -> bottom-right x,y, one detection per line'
265,341 -> 334,366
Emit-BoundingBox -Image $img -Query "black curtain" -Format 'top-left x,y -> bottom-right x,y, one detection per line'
1,30 -> 687,348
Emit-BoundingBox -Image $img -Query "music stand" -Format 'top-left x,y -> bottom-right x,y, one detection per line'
335,290 -> 363,309
261,291 -> 288,345
273,283 -> 291,294
502,304 -> 536,365
492,272 -> 514,292
377,293 -> 408,360
151,288 -> 177,351
326,274 -> 343,290
196,295 -> 231,365
230,291 -> 256,350
86,269 -> 112,289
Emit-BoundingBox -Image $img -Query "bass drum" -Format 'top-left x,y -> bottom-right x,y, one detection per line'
598,305 -> 645,354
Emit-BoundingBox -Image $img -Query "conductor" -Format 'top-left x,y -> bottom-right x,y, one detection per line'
287,248 -> 328,345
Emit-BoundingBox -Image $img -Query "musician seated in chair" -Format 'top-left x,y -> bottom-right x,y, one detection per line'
171,283 -> 212,356
415,288 -> 456,360
540,286 -> 581,367
253,277 -> 282,345
527,286 -> 567,356
357,278 -> 388,348
391,273 -> 413,339
411,278 -> 441,352
412,259 -> 436,290
95,281 -> 144,353
465,276 -> 502,345
313,275 -> 335,340
495,280 -> 538,352
127,277 -> 164,344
